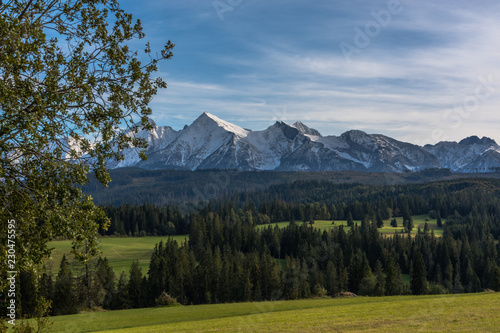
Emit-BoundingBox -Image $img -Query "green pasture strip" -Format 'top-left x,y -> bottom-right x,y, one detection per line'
46,235 -> 188,275
45,293 -> 499,333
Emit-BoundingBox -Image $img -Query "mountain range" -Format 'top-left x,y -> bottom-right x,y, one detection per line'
105,112 -> 500,173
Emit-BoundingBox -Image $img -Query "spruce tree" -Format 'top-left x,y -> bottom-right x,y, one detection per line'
53,255 -> 78,315
373,261 -> 385,296
437,214 -> 443,228
347,212 -> 354,227
410,252 -> 428,295
112,272 -> 131,310
128,261 -> 144,308
385,255 -> 403,295
96,257 -> 116,309
38,268 -> 54,311
325,261 -> 339,295
376,212 -> 384,228
19,270 -> 38,317
490,266 -> 500,292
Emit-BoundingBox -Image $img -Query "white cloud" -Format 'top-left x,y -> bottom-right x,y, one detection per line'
133,0 -> 500,144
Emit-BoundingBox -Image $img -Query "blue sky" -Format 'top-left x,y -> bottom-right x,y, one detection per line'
119,0 -> 500,145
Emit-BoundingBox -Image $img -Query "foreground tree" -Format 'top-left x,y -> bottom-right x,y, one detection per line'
0,0 -> 174,281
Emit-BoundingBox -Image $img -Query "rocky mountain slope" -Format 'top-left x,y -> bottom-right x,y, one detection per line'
101,112 -> 500,173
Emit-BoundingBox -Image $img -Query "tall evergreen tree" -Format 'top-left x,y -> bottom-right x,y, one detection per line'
38,267 -> 54,310
385,255 -> 403,296
373,260 -> 385,296
490,266 -> 500,292
96,257 -> 116,309
347,212 -> 354,227
112,272 -> 131,310
19,270 -> 38,317
128,261 -> 144,308
410,252 -> 428,295
53,255 -> 78,315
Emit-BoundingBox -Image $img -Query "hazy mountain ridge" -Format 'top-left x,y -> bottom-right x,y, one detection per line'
99,112 -> 500,173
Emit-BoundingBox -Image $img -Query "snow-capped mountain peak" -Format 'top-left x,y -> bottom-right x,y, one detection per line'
424,136 -> 499,172
196,112 -> 249,138
292,121 -> 321,136
105,113 -> 500,173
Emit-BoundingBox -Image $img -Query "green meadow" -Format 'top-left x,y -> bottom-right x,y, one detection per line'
46,235 -> 188,275
47,215 -> 441,275
257,214 -> 444,237
42,292 -> 499,332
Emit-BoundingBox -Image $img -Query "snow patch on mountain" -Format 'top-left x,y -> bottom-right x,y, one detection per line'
104,113 -> 500,173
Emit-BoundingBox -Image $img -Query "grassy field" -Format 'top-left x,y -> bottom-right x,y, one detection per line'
257,214 -> 444,237
42,292 -> 499,332
46,235 -> 188,275
47,215 -> 441,275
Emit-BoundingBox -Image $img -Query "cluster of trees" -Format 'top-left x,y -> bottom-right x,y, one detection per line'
99,179 -> 500,238
100,204 -> 188,236
4,256 -> 118,317
4,179 -> 500,318
225,180 -> 500,226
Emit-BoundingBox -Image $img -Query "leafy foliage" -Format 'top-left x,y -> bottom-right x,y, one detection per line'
0,0 -> 173,278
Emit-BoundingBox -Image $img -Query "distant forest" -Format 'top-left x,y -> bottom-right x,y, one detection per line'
99,178 -> 500,239
83,168 -> 500,206
6,178 -> 500,317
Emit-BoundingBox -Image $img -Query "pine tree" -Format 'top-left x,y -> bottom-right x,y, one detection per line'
96,257 -> 116,309
373,260 -> 385,296
112,272 -> 131,310
128,261 -> 144,308
53,255 -> 78,315
347,212 -> 354,227
298,259 -> 311,299
38,268 -> 54,310
385,255 -> 403,296
282,256 -> 300,300
490,266 -> 500,292
325,261 -> 339,295
348,251 -> 372,294
464,259 -> 481,293
19,270 -> 38,317
437,214 -> 443,228
376,212 -> 384,228
443,259 -> 454,291
423,221 -> 430,234
453,272 -> 464,294
410,252 -> 428,295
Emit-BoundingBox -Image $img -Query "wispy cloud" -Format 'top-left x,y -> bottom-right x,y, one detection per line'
122,0 -> 500,144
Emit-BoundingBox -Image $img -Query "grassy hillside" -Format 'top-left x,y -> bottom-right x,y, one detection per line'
44,292 -> 499,332
46,235 -> 188,274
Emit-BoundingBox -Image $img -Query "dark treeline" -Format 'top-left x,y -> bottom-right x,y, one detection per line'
83,168 -> 500,207
101,179 -> 500,239
100,204 -> 189,236
5,179 -> 500,318
223,179 -> 500,225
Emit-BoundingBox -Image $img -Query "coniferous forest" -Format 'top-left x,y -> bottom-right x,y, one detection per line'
4,178 -> 500,317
